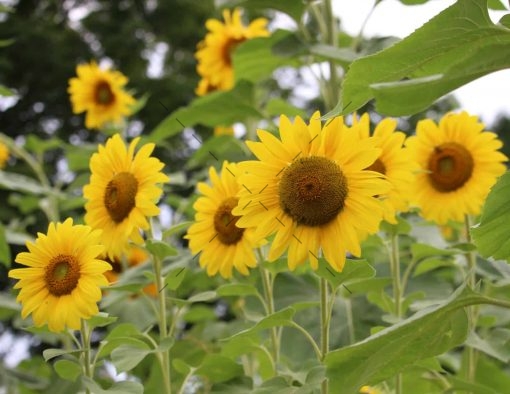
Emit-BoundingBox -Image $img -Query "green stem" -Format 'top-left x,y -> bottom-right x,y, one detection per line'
389,233 -> 402,394
80,320 -> 93,394
323,0 -> 339,111
289,321 -> 322,360
152,249 -> 172,394
464,214 -> 478,386
320,277 -> 330,394
344,296 -> 355,344
257,249 -> 280,366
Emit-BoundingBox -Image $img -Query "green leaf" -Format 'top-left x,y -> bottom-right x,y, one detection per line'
264,98 -> 306,118
233,30 -> 299,84
87,313 -> 117,329
162,221 -> 192,238
230,307 -> 296,340
164,267 -> 187,291
488,0 -> 507,9
188,290 -> 217,303
195,354 -> 244,383
0,172 -> 50,195
145,239 -> 178,260
222,336 -> 275,380
149,81 -> 262,142
411,243 -> 458,262
54,359 -> 82,382
308,44 -> 358,64
218,0 -> 306,22
0,224 -> 11,267
0,84 -> 15,96
217,283 -> 259,297
325,285 -> 486,392
413,257 -> 454,277
111,341 -> 152,372
315,258 -> 375,289
43,348 -> 82,362
341,0 -> 510,116
472,171 -> 510,261
82,377 -> 144,394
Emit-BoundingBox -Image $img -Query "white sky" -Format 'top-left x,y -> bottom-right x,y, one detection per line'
334,0 -> 510,125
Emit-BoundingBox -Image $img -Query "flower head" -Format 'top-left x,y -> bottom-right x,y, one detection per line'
0,141 -> 9,169
233,112 -> 390,272
68,61 -> 135,129
406,111 -> 507,224
186,161 -> 264,278
195,8 -> 269,96
83,134 -> 169,259
8,218 -> 110,332
350,113 -> 417,224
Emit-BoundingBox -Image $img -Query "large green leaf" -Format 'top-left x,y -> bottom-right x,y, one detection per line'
148,81 -> 262,143
325,285 -> 488,393
233,30 -> 299,83
471,171 -> 510,261
340,0 -> 510,116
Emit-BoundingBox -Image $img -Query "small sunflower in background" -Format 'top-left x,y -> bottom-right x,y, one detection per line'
359,385 -> 384,394
0,140 -> 9,169
195,8 -> 269,96
214,125 -> 235,136
83,134 -> 169,259
103,246 -> 157,297
233,112 -> 390,272
406,111 -> 508,225
8,218 -> 111,332
350,113 -> 417,224
68,61 -> 135,130
186,161 -> 264,279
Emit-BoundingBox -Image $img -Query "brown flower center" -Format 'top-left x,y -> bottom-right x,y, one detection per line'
427,142 -> 474,192
104,172 -> 138,223
45,254 -> 81,296
213,197 -> 244,245
366,158 -> 386,175
279,156 -> 348,227
222,37 -> 246,66
95,81 -> 115,105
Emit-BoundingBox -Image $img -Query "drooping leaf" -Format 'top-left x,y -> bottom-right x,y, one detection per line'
472,171 -> 510,261
165,267 -> 187,291
110,341 -> 152,372
53,359 -> 82,382
325,285 -> 488,392
340,0 -> 510,116
145,239 -> 178,260
149,81 -> 263,142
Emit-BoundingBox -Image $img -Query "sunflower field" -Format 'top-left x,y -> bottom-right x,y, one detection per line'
2,0 -> 510,393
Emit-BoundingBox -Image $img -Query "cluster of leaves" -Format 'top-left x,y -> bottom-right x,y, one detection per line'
2,0 -> 510,393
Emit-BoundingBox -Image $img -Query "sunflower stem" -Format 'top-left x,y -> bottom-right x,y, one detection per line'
320,276 -> 330,394
258,251 -> 280,366
80,319 -> 93,394
389,232 -> 403,394
323,0 -> 340,112
152,251 -> 172,394
464,214 -> 479,386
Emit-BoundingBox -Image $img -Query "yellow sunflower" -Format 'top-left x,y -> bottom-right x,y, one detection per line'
68,61 -> 135,130
83,134 -> 169,259
233,112 -> 390,272
8,218 -> 110,332
359,385 -> 384,394
195,8 -> 269,96
350,113 -> 417,224
185,161 -> 264,278
0,141 -> 9,169
406,111 -> 508,225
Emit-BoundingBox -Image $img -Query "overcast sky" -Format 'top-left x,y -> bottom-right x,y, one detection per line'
334,0 -> 510,125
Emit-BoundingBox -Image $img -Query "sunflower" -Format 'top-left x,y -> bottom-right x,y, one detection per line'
8,218 -> 110,332
195,8 -> 269,96
233,112 -> 390,272
68,61 -> 135,130
359,385 -> 384,394
186,161 -> 264,278
83,134 -> 169,259
103,246 -> 157,296
0,141 -> 9,169
350,113 -> 417,224
406,111 -> 508,225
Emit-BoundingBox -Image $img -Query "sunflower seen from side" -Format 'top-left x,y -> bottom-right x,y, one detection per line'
68,61 -> 135,130
233,112 -> 390,272
186,161 -> 264,279
350,113 -> 417,224
195,8 -> 269,96
83,134 -> 169,259
406,111 -> 508,225
8,218 -> 110,332
0,141 -> 9,169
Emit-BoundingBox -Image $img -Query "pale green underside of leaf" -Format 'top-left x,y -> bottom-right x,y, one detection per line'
340,0 -> 510,116
471,171 -> 510,261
